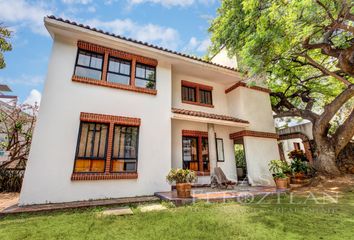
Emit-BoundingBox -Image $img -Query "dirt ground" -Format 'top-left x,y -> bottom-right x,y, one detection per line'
0,192 -> 19,211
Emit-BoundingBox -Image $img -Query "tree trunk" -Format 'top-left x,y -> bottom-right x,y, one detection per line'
313,137 -> 341,176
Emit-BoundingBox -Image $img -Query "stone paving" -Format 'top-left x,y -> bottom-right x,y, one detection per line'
155,186 -> 287,205
0,193 -> 19,212
0,195 -> 159,215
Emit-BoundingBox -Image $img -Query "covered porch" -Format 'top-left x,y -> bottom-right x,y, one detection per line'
171,108 -> 250,185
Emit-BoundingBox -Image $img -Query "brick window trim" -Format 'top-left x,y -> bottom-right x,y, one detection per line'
181,80 -> 214,108
71,112 -> 141,181
225,82 -> 271,94
182,130 -> 210,175
72,76 -> 157,95
229,130 -> 279,140
73,41 -> 158,95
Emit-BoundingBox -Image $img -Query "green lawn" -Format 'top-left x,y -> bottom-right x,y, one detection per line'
1,191 -> 354,240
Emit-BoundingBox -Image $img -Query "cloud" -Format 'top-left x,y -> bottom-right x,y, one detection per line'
62,0 -> 92,4
184,37 -> 211,54
0,0 -> 52,36
85,18 -> 180,50
24,89 -> 41,106
0,75 -> 44,86
128,0 -> 216,7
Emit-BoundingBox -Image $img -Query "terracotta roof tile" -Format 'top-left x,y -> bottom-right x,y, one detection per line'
172,108 -> 249,124
47,16 -> 238,72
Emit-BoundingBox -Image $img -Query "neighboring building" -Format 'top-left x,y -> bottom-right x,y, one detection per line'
277,122 -> 313,163
19,16 -> 280,205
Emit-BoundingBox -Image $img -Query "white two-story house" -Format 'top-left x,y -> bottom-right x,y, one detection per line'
19,16 -> 280,205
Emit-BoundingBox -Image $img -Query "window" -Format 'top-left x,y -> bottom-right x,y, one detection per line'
107,57 -> 131,85
182,133 -> 209,173
181,81 -> 213,107
216,138 -> 225,162
182,86 -> 196,102
135,63 -> 156,89
74,50 -> 103,80
199,89 -> 212,105
111,126 -> 139,173
294,142 -> 301,150
74,122 -> 109,173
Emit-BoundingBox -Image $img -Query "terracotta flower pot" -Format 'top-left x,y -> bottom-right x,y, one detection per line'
176,183 -> 192,198
275,178 -> 288,190
295,172 -> 305,180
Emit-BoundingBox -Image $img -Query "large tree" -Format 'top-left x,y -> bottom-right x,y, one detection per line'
210,0 -> 354,176
0,23 -> 12,69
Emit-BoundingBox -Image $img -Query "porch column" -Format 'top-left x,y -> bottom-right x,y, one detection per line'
208,123 -> 217,175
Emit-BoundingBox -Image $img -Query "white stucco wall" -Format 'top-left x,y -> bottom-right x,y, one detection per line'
20,38 -> 172,205
227,87 -> 275,133
210,48 -> 238,69
243,137 -> 278,186
171,119 -> 239,184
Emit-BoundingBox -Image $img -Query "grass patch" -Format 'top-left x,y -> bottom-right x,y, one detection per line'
0,192 -> 353,240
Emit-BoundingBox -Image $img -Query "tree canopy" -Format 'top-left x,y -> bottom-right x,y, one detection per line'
209,0 -> 354,175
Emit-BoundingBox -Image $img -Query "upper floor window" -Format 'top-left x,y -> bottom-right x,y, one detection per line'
199,89 -> 212,105
182,86 -> 196,102
135,63 -> 156,89
107,57 -> 131,85
181,80 -> 213,107
75,50 -> 103,80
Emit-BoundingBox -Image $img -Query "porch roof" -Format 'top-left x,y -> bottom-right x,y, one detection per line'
171,108 -> 250,127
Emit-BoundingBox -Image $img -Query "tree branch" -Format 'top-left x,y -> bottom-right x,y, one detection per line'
301,53 -> 352,86
333,108 -> 354,156
316,84 -> 354,135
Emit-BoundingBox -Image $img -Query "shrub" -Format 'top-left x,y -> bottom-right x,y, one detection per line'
0,168 -> 24,192
166,168 -> 197,184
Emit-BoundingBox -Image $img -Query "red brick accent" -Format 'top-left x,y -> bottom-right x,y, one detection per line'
182,130 -> 208,137
229,130 -> 279,140
181,80 -> 213,91
72,75 -> 157,95
74,41 -> 157,95
80,112 -> 141,126
72,112 -> 141,181
77,41 -> 157,66
278,133 -> 313,164
181,80 -> 214,108
172,108 -> 249,124
225,82 -> 271,94
71,173 -> 138,181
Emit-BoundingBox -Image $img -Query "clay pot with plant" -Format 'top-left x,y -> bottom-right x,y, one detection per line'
166,168 -> 197,198
269,160 -> 289,189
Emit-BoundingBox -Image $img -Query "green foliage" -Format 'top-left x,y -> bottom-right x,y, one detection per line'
291,158 -> 309,174
235,144 -> 246,168
268,159 -> 291,176
288,149 -> 308,162
209,0 -> 353,113
0,24 -> 12,69
166,168 -> 197,184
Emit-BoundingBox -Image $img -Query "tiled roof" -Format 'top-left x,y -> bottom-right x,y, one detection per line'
172,108 -> 249,124
46,16 -> 238,72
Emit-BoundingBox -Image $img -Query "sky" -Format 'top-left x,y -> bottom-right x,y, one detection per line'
0,0 -> 220,105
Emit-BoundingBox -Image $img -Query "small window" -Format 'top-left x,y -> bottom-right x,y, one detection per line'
111,125 -> 139,173
182,86 -> 196,102
199,89 -> 212,105
216,138 -> 225,162
74,50 -> 103,80
107,57 -> 131,85
294,142 -> 301,150
135,63 -> 156,89
74,122 -> 109,173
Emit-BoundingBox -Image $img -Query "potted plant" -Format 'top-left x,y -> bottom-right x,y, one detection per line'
268,160 -> 289,189
291,158 -> 308,179
166,168 -> 197,198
